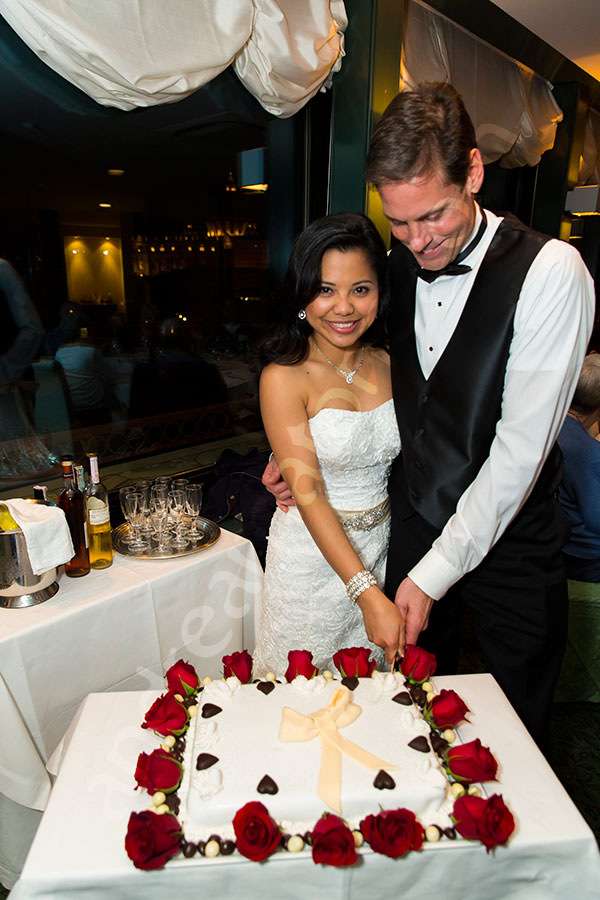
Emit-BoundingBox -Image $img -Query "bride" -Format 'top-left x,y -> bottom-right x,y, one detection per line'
253,212 -> 405,676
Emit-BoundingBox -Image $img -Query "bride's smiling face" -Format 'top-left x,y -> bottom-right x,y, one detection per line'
305,248 -> 379,355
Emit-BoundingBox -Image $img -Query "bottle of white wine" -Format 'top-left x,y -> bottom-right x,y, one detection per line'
85,453 -> 113,569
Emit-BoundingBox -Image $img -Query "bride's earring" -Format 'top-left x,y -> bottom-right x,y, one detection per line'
297,309 -> 306,320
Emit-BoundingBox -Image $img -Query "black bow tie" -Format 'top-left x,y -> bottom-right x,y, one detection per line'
414,209 -> 487,283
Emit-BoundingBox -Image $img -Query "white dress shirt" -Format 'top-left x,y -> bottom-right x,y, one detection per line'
408,208 -> 595,600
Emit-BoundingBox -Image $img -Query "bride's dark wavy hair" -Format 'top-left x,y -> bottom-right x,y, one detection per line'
260,212 -> 389,367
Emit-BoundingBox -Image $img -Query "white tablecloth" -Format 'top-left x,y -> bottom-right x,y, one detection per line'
11,675 -> 600,900
0,529 -> 263,888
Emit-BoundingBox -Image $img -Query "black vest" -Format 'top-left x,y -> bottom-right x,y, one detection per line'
388,215 -> 561,530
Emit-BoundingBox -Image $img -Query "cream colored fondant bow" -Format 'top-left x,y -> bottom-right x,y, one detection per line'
279,685 -> 397,814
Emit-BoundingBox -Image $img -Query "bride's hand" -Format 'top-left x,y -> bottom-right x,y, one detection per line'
356,586 -> 406,664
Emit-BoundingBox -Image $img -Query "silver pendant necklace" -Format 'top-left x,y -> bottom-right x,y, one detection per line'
314,341 -> 365,384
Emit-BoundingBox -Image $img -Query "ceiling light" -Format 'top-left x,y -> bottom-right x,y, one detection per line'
99,202 -> 112,208
108,169 -> 125,176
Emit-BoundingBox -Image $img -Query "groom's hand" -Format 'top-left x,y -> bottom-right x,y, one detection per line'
262,458 -> 295,511
394,578 -> 434,646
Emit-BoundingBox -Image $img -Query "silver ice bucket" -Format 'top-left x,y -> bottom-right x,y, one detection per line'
0,523 -> 59,609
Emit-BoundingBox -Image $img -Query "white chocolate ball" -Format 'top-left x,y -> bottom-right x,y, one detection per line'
422,682 -> 434,693
160,742 -> 171,753
443,729 -> 456,743
156,803 -> 170,815
152,791 -> 166,807
352,830 -> 364,848
202,676 -> 212,686
265,672 -> 276,682
205,839 -> 220,858
425,825 -> 440,842
163,735 -> 176,749
451,782 -> 466,798
188,705 -> 198,718
322,670 -> 333,681
468,785 -> 481,796
287,834 -> 304,853
426,691 -> 436,702
174,693 -> 184,702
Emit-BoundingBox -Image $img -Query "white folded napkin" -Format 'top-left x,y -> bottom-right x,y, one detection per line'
3,498 -> 74,575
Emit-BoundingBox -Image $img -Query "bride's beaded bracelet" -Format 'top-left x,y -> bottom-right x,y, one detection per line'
345,569 -> 377,602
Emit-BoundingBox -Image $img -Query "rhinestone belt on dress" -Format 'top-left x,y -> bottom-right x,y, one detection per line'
336,496 -> 391,531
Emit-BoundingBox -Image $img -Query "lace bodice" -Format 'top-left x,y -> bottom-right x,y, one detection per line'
253,399 -> 401,677
308,398 -> 401,509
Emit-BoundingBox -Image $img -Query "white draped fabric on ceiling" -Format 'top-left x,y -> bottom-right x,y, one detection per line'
0,0 -> 348,117
401,0 -> 564,169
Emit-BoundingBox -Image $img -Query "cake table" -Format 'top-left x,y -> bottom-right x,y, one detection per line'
10,673 -> 600,900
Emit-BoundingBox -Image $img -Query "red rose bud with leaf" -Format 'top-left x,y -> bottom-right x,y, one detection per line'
125,810 -> 182,870
360,807 -> 424,858
333,647 -> 376,678
452,793 -> 515,852
222,649 -> 253,683
425,689 -> 469,730
141,692 -> 189,737
400,644 -> 437,684
232,801 -> 282,861
285,649 -> 319,682
310,813 -> 357,867
165,659 -> 199,697
134,749 -> 183,794
445,739 -> 498,784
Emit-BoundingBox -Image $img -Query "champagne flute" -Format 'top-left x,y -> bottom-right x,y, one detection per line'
150,484 -> 170,551
123,491 -> 149,551
185,484 -> 203,540
119,485 -> 137,543
168,489 -> 188,548
136,480 -> 153,534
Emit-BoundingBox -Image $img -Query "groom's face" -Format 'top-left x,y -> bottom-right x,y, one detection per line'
378,149 -> 484,271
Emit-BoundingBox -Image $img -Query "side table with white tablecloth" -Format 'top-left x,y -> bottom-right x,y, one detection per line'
10,674 -> 600,900
0,528 -> 263,888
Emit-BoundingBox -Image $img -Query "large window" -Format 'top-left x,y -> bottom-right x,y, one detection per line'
0,66 -> 274,497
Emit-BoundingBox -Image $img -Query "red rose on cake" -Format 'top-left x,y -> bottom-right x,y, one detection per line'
141,692 -> 189,737
452,793 -> 515,851
360,807 -> 424,858
424,689 -> 469,729
165,659 -> 199,696
445,739 -> 498,784
222,649 -> 253,683
333,647 -> 376,678
125,810 -> 182,870
134,749 -> 183,794
310,813 -> 357,867
285,649 -> 319,682
400,644 -> 437,684
232,801 -> 282,861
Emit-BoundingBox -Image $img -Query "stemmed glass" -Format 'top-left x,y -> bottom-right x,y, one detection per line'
150,484 -> 170,553
168,489 -> 188,548
136,480 -> 153,535
119,485 -> 137,543
123,491 -> 149,551
185,484 -> 203,541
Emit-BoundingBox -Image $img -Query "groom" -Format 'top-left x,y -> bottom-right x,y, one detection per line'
265,83 -> 594,749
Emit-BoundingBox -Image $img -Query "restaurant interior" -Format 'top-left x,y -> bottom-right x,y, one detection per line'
1,0 -> 600,895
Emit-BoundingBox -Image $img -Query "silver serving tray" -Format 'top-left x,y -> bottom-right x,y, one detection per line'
112,518 -> 221,559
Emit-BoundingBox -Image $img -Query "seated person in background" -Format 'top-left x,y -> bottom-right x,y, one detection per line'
558,353 -> 600,582
128,317 -> 226,419
54,313 -> 116,426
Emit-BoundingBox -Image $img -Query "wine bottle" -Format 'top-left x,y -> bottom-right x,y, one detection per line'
57,457 -> 90,577
86,453 -> 113,569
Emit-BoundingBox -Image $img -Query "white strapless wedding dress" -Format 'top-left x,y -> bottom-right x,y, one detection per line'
253,399 -> 401,677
